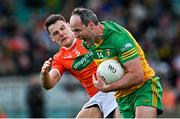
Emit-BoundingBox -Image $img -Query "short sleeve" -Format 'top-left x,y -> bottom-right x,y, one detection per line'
115,32 -> 139,64
51,54 -> 65,75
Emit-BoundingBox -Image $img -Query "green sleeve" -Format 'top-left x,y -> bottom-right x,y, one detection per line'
114,32 -> 139,64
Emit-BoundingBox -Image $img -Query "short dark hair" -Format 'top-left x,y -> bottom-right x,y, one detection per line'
45,14 -> 66,34
72,7 -> 99,26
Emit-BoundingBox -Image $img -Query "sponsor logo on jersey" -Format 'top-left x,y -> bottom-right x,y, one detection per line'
72,51 -> 94,71
120,43 -> 133,52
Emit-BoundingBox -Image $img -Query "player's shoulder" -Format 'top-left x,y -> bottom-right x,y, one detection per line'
103,21 -> 123,29
103,21 -> 127,36
53,51 -> 61,60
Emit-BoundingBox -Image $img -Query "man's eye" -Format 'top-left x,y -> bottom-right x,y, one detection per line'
60,26 -> 65,30
52,32 -> 58,36
74,29 -> 81,32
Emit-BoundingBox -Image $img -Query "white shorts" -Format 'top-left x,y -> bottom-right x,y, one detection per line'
82,91 -> 117,118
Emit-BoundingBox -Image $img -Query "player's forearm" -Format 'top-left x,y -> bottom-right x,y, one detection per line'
105,58 -> 145,92
106,72 -> 144,92
40,72 -> 54,90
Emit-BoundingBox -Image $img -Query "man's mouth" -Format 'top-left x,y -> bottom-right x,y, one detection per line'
61,37 -> 67,43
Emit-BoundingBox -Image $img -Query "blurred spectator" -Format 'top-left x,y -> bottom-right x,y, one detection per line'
0,108 -> 7,118
162,82 -> 176,111
26,77 -> 45,118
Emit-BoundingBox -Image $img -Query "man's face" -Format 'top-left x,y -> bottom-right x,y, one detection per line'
48,20 -> 74,48
70,15 -> 91,40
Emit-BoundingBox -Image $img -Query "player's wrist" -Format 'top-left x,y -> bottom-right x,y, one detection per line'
102,84 -> 111,92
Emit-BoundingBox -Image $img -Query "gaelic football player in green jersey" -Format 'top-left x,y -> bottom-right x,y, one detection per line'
70,7 -> 163,118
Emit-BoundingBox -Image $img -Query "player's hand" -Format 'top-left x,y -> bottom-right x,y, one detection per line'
92,73 -> 109,92
41,58 -> 53,74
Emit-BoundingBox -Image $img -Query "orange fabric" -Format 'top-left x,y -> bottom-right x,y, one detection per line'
162,89 -> 176,110
52,38 -> 98,97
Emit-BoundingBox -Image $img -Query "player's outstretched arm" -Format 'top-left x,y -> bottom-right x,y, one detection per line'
40,58 -> 60,90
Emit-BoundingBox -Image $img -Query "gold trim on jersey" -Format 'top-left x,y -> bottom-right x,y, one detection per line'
152,77 -> 158,107
122,48 -> 136,56
96,49 -> 103,52
94,56 -> 118,65
122,48 -> 138,60
94,59 -> 105,65
94,39 -> 103,47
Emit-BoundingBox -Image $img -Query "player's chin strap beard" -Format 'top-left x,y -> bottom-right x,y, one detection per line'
83,38 -> 94,48
97,23 -> 104,40
87,39 -> 94,47
94,24 -> 103,44
86,24 -> 103,47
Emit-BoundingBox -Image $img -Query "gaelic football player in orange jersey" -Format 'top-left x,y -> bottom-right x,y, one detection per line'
40,14 -> 120,118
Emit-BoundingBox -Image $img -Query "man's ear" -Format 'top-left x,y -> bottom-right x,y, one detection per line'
88,21 -> 95,30
67,22 -> 70,26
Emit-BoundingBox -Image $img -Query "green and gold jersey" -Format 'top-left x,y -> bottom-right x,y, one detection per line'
88,21 -> 155,98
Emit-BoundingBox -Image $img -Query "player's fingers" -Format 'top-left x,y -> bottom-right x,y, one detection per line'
44,62 -> 51,67
93,74 -> 99,85
95,73 -> 106,84
41,66 -> 49,74
92,74 -> 95,82
44,61 -> 51,65
41,68 -> 46,73
42,63 -> 51,71
42,64 -> 49,71
92,74 -> 98,81
41,67 -> 47,73
96,72 -> 101,80
42,65 -> 49,70
41,58 -> 52,74
43,58 -> 53,65
41,65 -> 46,73
48,58 -> 53,63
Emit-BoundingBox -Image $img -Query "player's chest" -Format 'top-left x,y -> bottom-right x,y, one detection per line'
62,45 -> 95,71
61,44 -> 117,71
90,43 -> 117,59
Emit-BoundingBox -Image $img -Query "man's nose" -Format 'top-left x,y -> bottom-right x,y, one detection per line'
58,30 -> 64,36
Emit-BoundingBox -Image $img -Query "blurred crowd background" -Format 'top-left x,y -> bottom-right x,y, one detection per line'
0,0 -> 180,118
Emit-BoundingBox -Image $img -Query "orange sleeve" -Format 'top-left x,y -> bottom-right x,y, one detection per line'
51,53 -> 65,75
